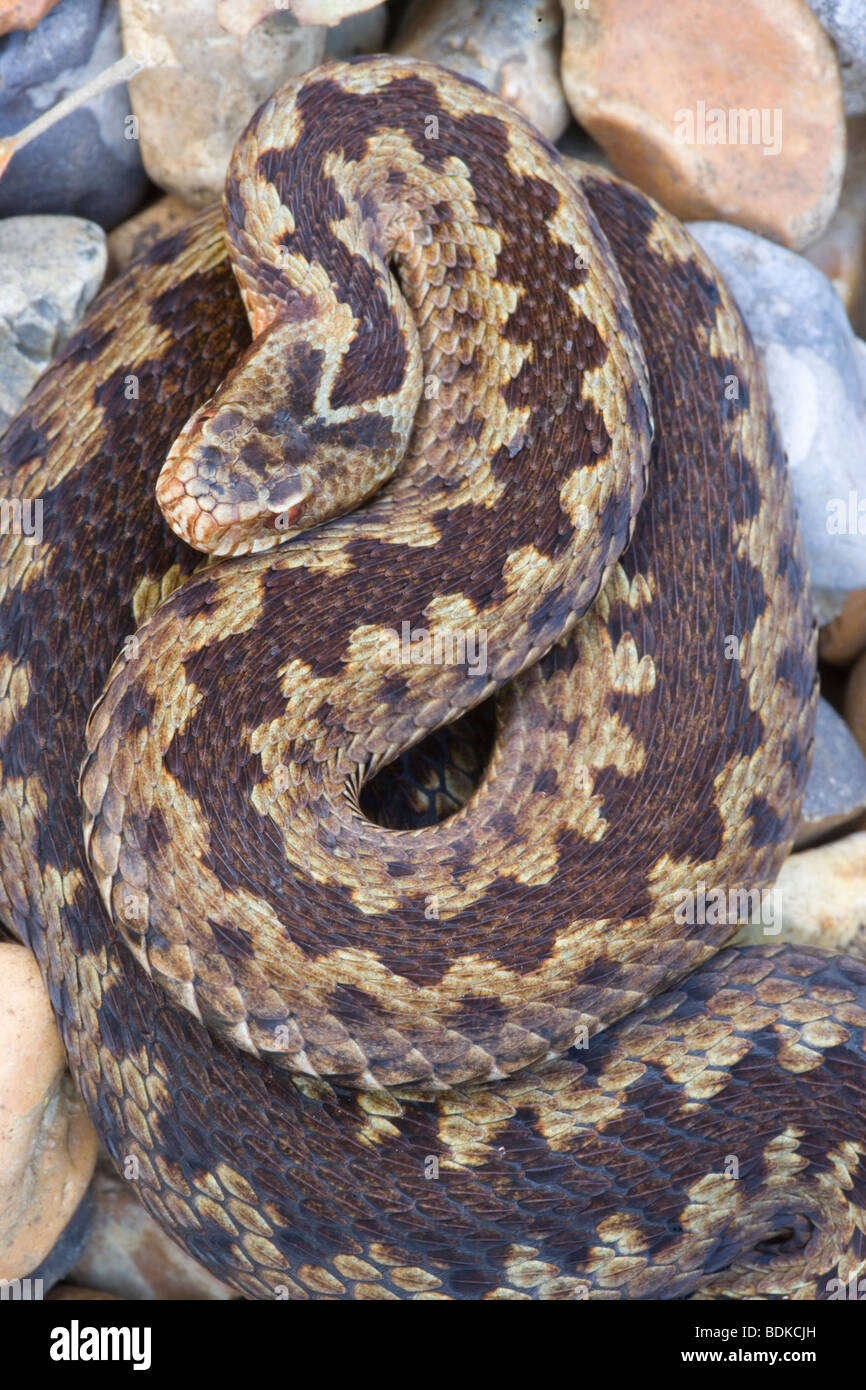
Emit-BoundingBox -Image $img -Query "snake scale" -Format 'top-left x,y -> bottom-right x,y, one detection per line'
1,56 -> 866,1300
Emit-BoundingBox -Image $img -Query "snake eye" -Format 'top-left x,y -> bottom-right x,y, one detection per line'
274,500 -> 304,532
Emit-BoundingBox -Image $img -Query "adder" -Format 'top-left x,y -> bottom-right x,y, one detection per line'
1,57 -> 865,1300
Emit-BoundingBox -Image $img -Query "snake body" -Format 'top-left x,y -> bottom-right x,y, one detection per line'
2,57 -> 866,1299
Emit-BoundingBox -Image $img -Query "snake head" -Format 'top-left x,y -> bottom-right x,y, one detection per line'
155,326 -> 317,558
156,400 -> 312,557
156,314 -> 420,558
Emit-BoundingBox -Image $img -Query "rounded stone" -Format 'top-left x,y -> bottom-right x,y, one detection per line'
0,944 -> 98,1281
562,0 -> 845,250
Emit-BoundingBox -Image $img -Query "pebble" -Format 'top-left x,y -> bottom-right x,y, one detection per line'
274,0 -> 382,21
0,214 -> 106,435
805,116 -> 866,331
561,0 -> 845,250
844,647 -> 866,753
797,697 -> 866,845
0,0 -> 60,34
736,831 -> 866,958
688,219 -> 866,594
105,194 -> 194,278
819,588 -> 866,663
806,0 -> 866,115
119,0 -> 325,206
71,1165 -> 236,1299
216,0 -> 384,38
0,0 -> 149,230
0,944 -> 98,1282
394,0 -> 569,142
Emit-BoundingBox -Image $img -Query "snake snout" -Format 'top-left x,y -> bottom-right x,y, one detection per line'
156,396 -> 316,557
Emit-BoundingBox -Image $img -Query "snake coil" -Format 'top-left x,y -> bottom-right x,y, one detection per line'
2,59 -> 865,1301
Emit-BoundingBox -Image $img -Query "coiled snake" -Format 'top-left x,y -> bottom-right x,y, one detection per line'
1,57 -> 865,1300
